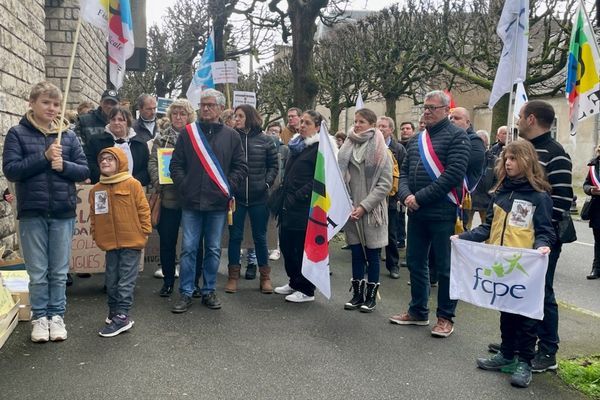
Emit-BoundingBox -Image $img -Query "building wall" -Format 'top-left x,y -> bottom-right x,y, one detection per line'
0,0 -> 107,254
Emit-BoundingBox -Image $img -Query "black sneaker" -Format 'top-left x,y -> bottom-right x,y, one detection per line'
201,292 -> 222,309
172,295 -> 192,313
192,286 -> 202,298
159,285 -> 173,297
488,343 -> 501,353
245,264 -> 257,280
531,352 -> 557,372
99,314 -> 134,338
476,353 -> 516,371
510,362 -> 532,388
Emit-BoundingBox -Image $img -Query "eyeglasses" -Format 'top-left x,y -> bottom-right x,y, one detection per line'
423,105 -> 446,112
99,155 -> 116,163
200,103 -> 219,109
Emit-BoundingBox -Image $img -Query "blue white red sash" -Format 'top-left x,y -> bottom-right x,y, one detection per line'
186,122 -> 231,199
590,164 -> 600,188
417,130 -> 460,206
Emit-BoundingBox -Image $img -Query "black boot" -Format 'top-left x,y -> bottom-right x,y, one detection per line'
587,266 -> 600,280
344,279 -> 365,310
360,282 -> 380,313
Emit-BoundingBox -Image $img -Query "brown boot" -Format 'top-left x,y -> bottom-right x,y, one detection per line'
259,266 -> 273,294
225,265 -> 241,293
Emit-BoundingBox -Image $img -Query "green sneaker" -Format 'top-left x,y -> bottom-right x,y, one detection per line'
476,353 -> 516,371
510,362 -> 532,388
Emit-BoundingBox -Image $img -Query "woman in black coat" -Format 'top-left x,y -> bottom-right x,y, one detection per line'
583,145 -> 600,279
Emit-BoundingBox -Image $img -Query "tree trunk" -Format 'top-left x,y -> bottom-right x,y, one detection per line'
288,0 -> 328,110
385,95 -> 398,129
329,104 -> 342,133
491,93 -> 510,142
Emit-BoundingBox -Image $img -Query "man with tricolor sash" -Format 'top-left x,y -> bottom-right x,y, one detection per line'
169,89 -> 247,313
389,90 -> 471,338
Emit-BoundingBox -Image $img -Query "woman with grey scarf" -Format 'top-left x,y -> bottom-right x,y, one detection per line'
338,108 -> 393,312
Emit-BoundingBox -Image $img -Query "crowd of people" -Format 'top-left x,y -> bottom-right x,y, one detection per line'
5,80 -> 599,390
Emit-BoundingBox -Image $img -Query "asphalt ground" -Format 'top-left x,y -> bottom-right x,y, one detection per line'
0,219 -> 597,399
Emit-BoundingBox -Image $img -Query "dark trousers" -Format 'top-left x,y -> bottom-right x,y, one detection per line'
385,207 -> 399,271
593,228 -> 600,268
406,217 -> 456,321
105,249 -> 141,316
500,311 -> 538,364
350,245 -> 381,282
280,228 -> 315,296
228,203 -> 269,267
536,241 -> 562,356
156,206 -> 203,287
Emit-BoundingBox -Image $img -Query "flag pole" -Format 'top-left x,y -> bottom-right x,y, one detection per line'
58,15 -> 83,143
505,8 -> 521,145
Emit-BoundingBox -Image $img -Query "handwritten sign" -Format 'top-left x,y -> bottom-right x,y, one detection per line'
157,148 -> 174,184
70,185 -> 105,273
233,91 -> 257,109
211,61 -> 238,84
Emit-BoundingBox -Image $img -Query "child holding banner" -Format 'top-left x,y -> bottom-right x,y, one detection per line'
454,140 -> 555,388
89,147 -> 151,337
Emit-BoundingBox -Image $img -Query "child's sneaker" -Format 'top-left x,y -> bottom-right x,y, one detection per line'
49,315 -> 67,341
98,314 -> 134,338
510,362 -> 532,388
31,317 -> 49,343
105,311 -> 116,324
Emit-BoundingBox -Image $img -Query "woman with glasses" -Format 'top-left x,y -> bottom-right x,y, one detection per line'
338,108 -> 393,312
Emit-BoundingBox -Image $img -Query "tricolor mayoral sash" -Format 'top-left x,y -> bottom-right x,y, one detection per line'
590,164 -> 600,188
186,122 -> 235,224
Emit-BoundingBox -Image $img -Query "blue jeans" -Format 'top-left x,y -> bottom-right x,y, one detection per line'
19,216 -> 75,319
105,249 -> 141,316
227,203 -> 269,267
350,245 -> 381,282
406,217 -> 456,321
179,209 -> 226,296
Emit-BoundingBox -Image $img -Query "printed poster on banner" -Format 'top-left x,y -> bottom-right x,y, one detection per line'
157,148 -> 174,185
450,239 -> 548,320
211,61 -> 238,84
233,91 -> 257,108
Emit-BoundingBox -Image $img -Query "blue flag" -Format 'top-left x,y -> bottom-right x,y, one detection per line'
186,30 -> 215,108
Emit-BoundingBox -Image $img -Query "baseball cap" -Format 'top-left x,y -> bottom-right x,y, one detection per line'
101,89 -> 120,103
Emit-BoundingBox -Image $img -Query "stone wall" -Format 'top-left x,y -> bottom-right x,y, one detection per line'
0,0 -> 107,254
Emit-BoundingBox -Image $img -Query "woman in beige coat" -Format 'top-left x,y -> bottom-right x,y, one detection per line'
338,108 -> 393,312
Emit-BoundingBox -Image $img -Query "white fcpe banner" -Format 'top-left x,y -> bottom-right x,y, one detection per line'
450,239 -> 548,320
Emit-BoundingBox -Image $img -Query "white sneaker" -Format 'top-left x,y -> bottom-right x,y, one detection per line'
274,284 -> 294,295
269,249 -> 281,260
154,268 -> 164,278
49,315 -> 68,341
285,291 -> 315,303
31,317 -> 49,343
175,264 -> 180,278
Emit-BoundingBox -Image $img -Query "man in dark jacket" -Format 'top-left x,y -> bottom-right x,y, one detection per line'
75,89 -> 119,151
515,100 -> 573,372
132,94 -> 158,143
389,90 -> 471,338
169,89 -> 247,313
3,81 -> 89,343
377,116 -> 406,278
490,125 -> 507,157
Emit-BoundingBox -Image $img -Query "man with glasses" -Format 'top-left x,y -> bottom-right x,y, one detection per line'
280,107 -> 302,145
389,90 -> 470,338
169,89 -> 247,313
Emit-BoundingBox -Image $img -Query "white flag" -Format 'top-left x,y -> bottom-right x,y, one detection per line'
186,31 -> 215,110
513,81 -> 528,119
450,239 -> 548,320
489,0 -> 529,109
355,90 -> 364,109
301,124 -> 352,299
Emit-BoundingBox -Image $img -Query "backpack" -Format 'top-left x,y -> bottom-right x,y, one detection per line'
388,148 -> 400,197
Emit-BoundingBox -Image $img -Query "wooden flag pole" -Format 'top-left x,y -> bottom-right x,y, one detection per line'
226,82 -> 232,109
58,16 -> 83,143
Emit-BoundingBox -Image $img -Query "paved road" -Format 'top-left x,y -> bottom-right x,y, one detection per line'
1,231 -> 597,399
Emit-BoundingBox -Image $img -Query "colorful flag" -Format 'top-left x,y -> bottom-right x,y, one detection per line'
80,0 -> 135,89
513,81 -> 528,119
444,89 -> 456,109
301,124 -> 352,299
450,239 -> 548,320
566,0 -> 600,135
186,30 -> 215,109
355,90 -> 364,109
489,0 -> 529,109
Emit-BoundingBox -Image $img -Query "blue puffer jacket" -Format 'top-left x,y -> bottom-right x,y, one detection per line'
3,115 -> 90,219
398,117 -> 471,221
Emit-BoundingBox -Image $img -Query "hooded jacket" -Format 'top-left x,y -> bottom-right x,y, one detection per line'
75,107 -> 107,148
2,112 -> 89,219
89,147 -> 151,251
460,178 -> 555,249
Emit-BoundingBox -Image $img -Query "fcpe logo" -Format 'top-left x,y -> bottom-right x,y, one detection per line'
473,254 -> 528,305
